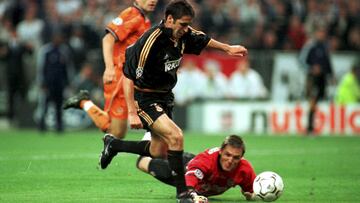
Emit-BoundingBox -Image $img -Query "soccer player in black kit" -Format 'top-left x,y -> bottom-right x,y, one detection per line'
99,1 -> 247,202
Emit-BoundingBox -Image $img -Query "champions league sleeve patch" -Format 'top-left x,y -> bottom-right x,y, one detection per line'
186,169 -> 204,180
112,17 -> 123,25
136,67 -> 143,79
194,169 -> 204,180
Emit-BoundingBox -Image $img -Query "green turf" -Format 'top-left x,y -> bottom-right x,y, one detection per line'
0,129 -> 359,203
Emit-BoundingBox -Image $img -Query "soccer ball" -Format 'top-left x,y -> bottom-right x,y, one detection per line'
253,171 -> 284,202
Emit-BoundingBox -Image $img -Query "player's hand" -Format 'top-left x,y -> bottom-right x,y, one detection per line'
193,195 -> 208,203
227,45 -> 248,57
242,191 -> 257,201
190,191 -> 208,203
103,65 -> 116,84
128,112 -> 143,129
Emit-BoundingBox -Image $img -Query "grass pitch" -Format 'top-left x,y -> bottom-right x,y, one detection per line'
0,129 -> 359,203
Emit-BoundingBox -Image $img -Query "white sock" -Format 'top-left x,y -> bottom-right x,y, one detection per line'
82,101 -> 94,111
142,132 -> 152,141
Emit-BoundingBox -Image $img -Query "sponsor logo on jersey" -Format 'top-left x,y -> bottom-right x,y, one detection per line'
112,17 -> 123,25
155,105 -> 163,112
164,57 -> 182,72
150,103 -> 163,112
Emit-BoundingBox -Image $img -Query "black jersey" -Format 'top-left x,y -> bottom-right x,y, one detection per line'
123,21 -> 210,92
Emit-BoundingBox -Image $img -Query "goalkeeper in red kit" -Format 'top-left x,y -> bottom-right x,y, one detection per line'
136,135 -> 257,202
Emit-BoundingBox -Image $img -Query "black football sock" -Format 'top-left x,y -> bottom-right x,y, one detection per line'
110,139 -> 151,156
148,158 -> 175,186
167,150 -> 187,196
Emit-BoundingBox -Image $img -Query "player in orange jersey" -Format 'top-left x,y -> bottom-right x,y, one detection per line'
63,0 -> 158,139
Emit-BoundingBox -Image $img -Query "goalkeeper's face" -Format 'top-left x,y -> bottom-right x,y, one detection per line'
219,145 -> 243,172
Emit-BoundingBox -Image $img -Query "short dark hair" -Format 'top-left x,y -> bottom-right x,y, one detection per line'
165,0 -> 195,21
220,135 -> 246,155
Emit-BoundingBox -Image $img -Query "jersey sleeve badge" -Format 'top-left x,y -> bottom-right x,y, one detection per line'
112,17 -> 123,25
194,169 -> 204,180
136,67 -> 143,79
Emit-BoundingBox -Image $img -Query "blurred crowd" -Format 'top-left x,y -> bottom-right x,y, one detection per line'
195,0 -> 360,51
0,0 -> 359,125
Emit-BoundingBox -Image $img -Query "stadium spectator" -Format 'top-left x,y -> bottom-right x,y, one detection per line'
16,3 -> 44,51
261,29 -> 279,50
0,1 -> 10,20
173,59 -> 206,105
335,63 -> 360,104
99,1 -> 247,202
71,62 -> 99,93
1,0 -> 25,27
299,25 -> 334,134
81,0 -> 105,34
229,0 -> 263,26
0,24 -> 32,122
200,59 -> 230,100
68,25 -> 87,73
229,59 -> 267,99
63,0 -> 158,138
244,22 -> 265,49
16,3 -> 44,82
55,0 -> 82,23
36,33 -> 73,133
41,0 -> 65,44
347,25 -> 360,51
136,135 -> 257,201
286,15 -> 307,50
198,0 -> 232,39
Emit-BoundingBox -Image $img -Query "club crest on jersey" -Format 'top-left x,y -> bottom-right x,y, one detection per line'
112,17 -> 123,25
155,104 -> 163,112
136,67 -> 143,79
164,58 -> 182,72
116,107 -> 124,114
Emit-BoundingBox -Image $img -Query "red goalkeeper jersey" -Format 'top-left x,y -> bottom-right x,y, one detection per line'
185,147 -> 256,197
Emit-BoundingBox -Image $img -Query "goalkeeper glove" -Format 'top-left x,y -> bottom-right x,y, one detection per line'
242,191 -> 260,201
189,191 -> 208,203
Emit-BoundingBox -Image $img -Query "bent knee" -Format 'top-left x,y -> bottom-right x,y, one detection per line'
136,156 -> 152,173
167,130 -> 184,149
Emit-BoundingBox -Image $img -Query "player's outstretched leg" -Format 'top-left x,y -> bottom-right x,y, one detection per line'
99,134 -> 118,169
63,90 -> 90,109
99,136 -> 153,169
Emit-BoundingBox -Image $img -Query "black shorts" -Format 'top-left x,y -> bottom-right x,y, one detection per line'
306,74 -> 326,101
134,90 -> 174,130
